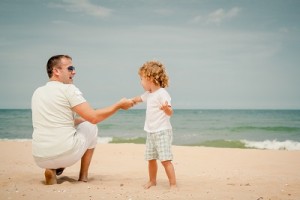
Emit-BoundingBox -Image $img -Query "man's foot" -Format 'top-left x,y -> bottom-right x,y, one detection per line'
143,181 -> 156,189
78,177 -> 88,182
78,173 -> 88,182
44,169 -> 57,185
56,168 -> 65,176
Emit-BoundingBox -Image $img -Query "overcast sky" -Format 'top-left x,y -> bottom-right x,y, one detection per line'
0,0 -> 299,109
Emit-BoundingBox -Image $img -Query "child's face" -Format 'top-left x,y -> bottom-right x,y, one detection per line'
140,76 -> 153,92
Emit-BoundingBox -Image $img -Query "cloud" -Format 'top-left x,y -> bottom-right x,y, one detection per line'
191,7 -> 241,25
207,7 -> 240,24
49,0 -> 112,18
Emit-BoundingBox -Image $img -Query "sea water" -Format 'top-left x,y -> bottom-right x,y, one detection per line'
1,109 -> 300,150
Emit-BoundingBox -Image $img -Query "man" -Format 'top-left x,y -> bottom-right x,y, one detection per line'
32,55 -> 133,185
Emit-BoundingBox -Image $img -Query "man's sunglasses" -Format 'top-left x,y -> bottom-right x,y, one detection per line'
67,66 -> 75,72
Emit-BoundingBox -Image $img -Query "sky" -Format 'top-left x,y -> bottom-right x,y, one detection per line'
0,0 -> 300,109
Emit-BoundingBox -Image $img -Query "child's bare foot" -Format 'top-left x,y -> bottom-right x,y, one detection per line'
44,169 -> 57,185
170,184 -> 177,190
143,181 -> 156,189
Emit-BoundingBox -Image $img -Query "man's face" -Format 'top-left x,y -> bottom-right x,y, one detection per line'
57,57 -> 76,84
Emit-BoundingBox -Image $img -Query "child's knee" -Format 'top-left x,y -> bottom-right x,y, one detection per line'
161,160 -> 172,167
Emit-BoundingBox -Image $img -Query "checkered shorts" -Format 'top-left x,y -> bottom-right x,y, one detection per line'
145,129 -> 173,161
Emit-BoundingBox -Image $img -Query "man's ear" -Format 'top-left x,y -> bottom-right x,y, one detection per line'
53,67 -> 60,76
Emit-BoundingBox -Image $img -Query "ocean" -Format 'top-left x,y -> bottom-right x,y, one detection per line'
1,109 -> 300,150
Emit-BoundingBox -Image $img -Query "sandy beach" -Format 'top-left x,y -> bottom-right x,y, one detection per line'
0,141 -> 299,200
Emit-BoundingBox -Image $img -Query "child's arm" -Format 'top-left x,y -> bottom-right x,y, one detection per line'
131,96 -> 143,105
160,101 -> 173,116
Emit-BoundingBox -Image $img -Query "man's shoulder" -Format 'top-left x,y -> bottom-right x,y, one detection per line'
33,82 -> 79,95
49,82 -> 79,92
33,84 -> 47,94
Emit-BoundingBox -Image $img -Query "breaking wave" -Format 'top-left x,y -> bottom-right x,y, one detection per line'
242,139 -> 300,150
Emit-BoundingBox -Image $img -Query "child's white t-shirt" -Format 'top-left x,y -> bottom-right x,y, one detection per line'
141,88 -> 172,133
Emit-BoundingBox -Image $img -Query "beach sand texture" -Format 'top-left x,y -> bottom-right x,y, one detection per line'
0,141 -> 299,200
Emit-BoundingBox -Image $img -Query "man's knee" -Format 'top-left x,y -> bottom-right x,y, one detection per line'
79,122 -> 98,134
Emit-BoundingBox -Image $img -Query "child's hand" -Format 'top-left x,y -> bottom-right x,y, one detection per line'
131,96 -> 142,105
160,101 -> 173,116
160,101 -> 170,110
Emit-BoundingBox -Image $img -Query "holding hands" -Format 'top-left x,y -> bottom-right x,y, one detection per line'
118,98 -> 135,110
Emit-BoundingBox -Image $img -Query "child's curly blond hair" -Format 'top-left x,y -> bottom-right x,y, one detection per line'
138,60 -> 169,88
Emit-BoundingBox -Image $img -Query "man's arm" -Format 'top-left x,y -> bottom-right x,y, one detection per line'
74,117 -> 86,126
72,98 -> 133,124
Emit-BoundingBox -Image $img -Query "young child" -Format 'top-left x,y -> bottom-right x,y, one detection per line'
132,60 -> 177,189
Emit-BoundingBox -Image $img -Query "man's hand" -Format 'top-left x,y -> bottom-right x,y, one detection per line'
119,98 -> 134,110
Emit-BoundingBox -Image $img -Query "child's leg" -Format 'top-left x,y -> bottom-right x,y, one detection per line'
161,160 -> 176,187
144,159 -> 157,189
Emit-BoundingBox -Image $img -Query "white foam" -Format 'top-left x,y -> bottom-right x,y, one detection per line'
97,137 -> 113,144
0,137 -> 113,144
242,139 -> 300,150
0,138 -> 31,142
